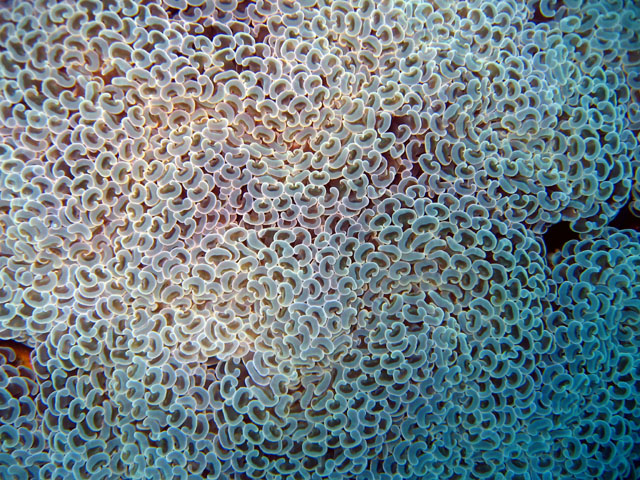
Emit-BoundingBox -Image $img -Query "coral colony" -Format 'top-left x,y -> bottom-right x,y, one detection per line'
0,0 -> 639,479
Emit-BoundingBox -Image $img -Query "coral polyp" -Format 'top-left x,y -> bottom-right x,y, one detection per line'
0,0 -> 639,479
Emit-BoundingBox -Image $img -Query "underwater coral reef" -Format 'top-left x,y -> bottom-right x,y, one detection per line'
0,0 -> 639,479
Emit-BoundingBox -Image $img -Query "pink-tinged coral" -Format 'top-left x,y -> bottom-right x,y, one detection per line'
0,0 -> 639,479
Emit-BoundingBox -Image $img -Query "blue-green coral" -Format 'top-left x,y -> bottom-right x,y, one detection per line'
541,228 -> 640,479
0,0 -> 639,479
